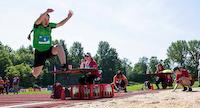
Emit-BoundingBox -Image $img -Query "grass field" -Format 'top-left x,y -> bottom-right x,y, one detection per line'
10,81 -> 199,94
127,81 -> 200,91
18,90 -> 52,95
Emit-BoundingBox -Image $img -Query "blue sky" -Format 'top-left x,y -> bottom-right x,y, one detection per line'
0,0 -> 200,64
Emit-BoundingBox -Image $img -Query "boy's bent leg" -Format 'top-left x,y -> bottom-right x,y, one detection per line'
52,45 -> 67,67
179,80 -> 187,91
155,77 -> 160,89
188,85 -> 192,91
32,65 -> 43,78
121,81 -> 127,92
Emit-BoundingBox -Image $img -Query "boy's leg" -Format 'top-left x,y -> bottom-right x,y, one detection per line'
32,66 -> 44,78
179,79 -> 188,91
32,49 -> 47,78
198,70 -> 200,87
120,80 -> 127,92
6,86 -> 8,94
187,80 -> 192,91
188,85 -> 192,91
52,45 -> 66,66
181,85 -> 187,91
155,77 -> 160,89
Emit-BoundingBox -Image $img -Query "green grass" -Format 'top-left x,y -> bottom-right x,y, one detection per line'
18,90 -> 52,95
192,81 -> 199,88
127,84 -> 144,91
127,81 -> 200,91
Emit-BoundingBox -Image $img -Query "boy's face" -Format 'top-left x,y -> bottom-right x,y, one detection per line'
42,15 -> 50,26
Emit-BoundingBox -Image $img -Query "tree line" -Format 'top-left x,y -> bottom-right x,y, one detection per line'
0,40 -> 199,87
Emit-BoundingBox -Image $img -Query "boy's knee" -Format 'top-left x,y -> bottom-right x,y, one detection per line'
55,45 -> 63,50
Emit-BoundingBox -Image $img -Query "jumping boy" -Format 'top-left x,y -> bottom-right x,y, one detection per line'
28,9 -> 73,78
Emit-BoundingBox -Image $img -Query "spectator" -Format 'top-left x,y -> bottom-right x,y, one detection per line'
51,81 -> 63,99
113,70 -> 128,92
144,80 -> 151,90
13,76 -> 20,94
79,52 -> 101,84
198,56 -> 200,87
0,77 -> 4,94
155,64 -> 165,89
4,77 -> 10,94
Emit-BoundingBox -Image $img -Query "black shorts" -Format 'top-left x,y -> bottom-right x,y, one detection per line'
34,46 -> 55,67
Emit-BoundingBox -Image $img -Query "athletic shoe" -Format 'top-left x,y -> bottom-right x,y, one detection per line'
124,88 -> 127,93
182,87 -> 187,91
188,88 -> 192,92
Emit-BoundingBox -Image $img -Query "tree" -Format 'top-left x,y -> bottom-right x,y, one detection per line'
6,63 -> 32,87
167,40 -> 188,66
148,56 -> 159,73
96,41 -> 121,83
186,40 -> 200,75
0,43 -> 13,77
96,41 -> 110,70
69,42 -> 84,68
133,57 -> 148,74
14,46 -> 34,66
121,58 -> 133,81
121,58 -> 132,76
131,57 -> 148,82
39,69 -> 54,87
163,58 -> 171,69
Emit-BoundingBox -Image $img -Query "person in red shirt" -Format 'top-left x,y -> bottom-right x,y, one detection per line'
155,64 -> 165,89
0,77 -> 4,95
113,70 -> 128,92
4,77 -> 10,94
79,52 -> 101,84
173,67 -> 192,91
51,81 -> 63,99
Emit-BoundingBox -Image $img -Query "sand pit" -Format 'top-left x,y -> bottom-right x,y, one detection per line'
57,88 -> 200,108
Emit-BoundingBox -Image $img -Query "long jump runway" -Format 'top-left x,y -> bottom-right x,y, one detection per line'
0,91 -> 157,108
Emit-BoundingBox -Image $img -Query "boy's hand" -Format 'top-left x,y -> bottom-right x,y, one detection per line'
27,35 -> 31,41
46,8 -> 54,13
68,10 -> 73,18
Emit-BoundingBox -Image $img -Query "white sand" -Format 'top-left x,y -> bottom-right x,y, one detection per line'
57,88 -> 200,108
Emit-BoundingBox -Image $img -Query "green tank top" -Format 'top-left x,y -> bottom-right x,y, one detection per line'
33,23 -> 57,52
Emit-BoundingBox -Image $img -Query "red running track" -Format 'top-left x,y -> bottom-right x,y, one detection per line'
0,91 -> 157,108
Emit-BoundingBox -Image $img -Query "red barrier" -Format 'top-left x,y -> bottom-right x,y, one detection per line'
81,85 -> 91,99
101,84 -> 114,98
70,84 -> 114,99
92,84 -> 101,99
60,87 -> 66,100
70,85 -> 81,99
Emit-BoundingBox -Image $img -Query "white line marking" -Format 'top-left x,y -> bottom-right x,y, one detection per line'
0,101 -> 54,108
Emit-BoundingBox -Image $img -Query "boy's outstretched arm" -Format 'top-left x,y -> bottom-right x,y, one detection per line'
56,10 -> 73,28
35,9 -> 54,25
